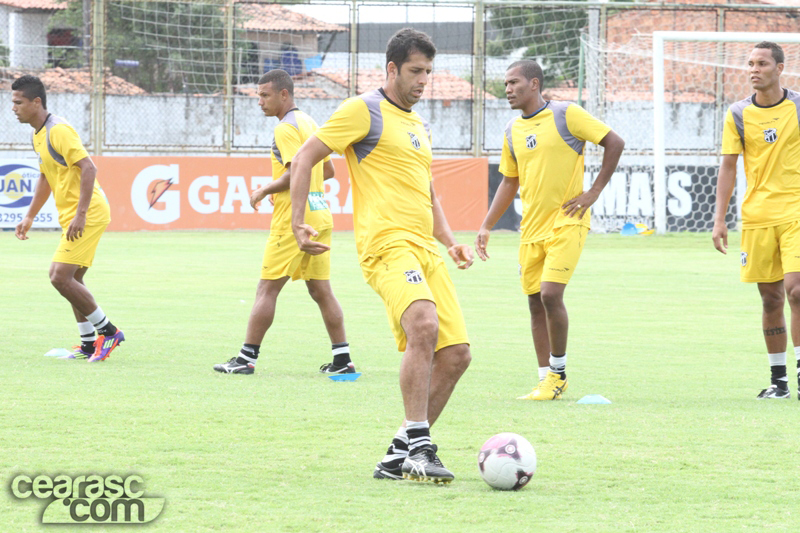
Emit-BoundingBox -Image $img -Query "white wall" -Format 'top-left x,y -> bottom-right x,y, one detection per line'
8,11 -> 50,69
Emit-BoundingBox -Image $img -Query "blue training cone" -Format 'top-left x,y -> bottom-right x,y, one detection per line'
576,394 -> 612,404
328,372 -> 361,382
620,223 -> 638,236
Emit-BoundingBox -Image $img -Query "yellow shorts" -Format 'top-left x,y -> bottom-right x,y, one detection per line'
520,224 -> 587,295
52,223 -> 108,268
261,228 -> 331,281
361,242 -> 469,352
740,221 -> 800,283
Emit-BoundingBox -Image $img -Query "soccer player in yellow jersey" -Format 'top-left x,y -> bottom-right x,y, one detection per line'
214,70 -> 354,376
713,42 -> 800,400
475,60 -> 624,400
11,75 -> 124,362
290,29 -> 473,483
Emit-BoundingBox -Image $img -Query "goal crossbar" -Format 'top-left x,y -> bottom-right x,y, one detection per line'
652,31 -> 800,233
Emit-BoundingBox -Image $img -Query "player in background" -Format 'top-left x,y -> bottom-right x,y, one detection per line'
289,29 -> 473,484
214,69 -> 354,376
713,42 -> 800,400
12,75 -> 124,362
475,59 -> 624,400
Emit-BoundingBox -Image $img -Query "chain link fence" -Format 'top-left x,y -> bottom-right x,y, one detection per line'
1,0 -> 799,159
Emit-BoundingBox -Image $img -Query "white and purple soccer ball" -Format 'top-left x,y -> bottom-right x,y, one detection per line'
478,433 -> 537,490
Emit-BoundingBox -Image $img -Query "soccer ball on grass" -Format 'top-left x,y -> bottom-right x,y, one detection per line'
477,432 -> 537,490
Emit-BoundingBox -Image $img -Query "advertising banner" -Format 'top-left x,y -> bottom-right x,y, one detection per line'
0,160 -> 60,229
93,156 -> 488,232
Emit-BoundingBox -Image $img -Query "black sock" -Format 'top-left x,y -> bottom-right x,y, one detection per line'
406,425 -> 431,453
771,365 -> 788,390
81,341 -> 95,354
97,322 -> 117,337
236,343 -> 260,364
332,342 -> 351,367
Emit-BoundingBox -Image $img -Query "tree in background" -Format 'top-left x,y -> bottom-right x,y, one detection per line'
50,0 -> 249,93
486,5 -> 587,88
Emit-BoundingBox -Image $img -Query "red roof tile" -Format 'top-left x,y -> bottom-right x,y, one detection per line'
1,67 -> 146,95
0,0 -> 64,9
236,3 -> 347,33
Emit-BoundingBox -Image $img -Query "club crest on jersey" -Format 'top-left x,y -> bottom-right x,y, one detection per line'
764,128 -> 777,143
741,252 -> 748,267
408,132 -> 421,150
404,270 -> 423,284
526,134 -> 537,150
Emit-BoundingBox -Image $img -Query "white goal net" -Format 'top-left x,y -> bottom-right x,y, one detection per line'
583,31 -> 800,233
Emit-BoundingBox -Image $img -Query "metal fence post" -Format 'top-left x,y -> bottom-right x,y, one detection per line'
349,0 -> 358,97
90,0 -> 105,155
224,0 -> 234,155
472,0 -> 485,156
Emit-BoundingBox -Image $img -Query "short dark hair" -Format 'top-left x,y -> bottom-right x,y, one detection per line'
11,75 -> 47,109
754,41 -> 784,65
507,60 -> 544,90
258,69 -> 293,96
385,28 -> 436,72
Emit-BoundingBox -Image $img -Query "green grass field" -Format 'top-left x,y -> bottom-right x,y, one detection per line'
2,230 -> 799,532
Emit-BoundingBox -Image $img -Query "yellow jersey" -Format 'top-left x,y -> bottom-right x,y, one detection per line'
315,88 -> 437,261
270,108 -> 332,233
499,101 -> 610,243
33,114 -> 110,228
721,88 -> 800,229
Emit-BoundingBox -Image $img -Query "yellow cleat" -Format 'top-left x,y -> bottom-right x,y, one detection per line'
521,371 -> 568,400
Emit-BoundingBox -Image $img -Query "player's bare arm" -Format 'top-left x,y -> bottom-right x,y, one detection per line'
15,173 -> 51,240
562,130 -> 625,218
251,166 -> 291,209
431,182 -> 474,270
290,135 -> 333,255
475,175 -> 520,261
712,154 -> 739,255
65,157 -> 97,242
323,159 -> 335,181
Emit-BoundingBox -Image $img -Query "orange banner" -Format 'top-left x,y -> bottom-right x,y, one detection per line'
94,156 -> 487,232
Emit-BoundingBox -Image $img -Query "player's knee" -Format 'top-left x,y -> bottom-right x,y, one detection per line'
306,282 -> 325,303
760,290 -> 784,313
452,345 -> 472,373
407,316 -> 439,347
539,288 -> 564,311
787,285 -> 800,308
49,270 -> 70,292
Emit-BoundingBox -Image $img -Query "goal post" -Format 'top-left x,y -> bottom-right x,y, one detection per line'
652,31 -> 800,234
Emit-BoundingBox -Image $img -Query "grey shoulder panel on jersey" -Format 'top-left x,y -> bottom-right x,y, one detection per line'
352,89 -> 384,163
550,101 -> 584,155
504,117 -> 517,162
729,96 -> 752,146
45,114 -> 68,167
787,89 -> 800,132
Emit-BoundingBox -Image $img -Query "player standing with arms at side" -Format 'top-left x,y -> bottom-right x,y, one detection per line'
475,60 -> 624,400
214,69 -> 355,375
713,42 -> 800,400
12,75 -> 124,362
290,29 -> 473,483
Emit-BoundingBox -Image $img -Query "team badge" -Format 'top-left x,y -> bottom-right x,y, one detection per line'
408,132 -> 421,150
525,134 -> 537,150
404,270 -> 423,284
764,128 -> 777,143
741,252 -> 748,267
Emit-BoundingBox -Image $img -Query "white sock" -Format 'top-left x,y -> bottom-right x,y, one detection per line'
78,321 -> 96,342
85,307 -> 109,331
549,353 -> 566,374
381,426 -> 409,463
538,366 -> 549,382
794,347 -> 800,374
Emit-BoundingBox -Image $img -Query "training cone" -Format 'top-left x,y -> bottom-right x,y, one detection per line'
620,223 -> 638,236
328,372 -> 361,382
44,348 -> 72,357
576,394 -> 612,404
